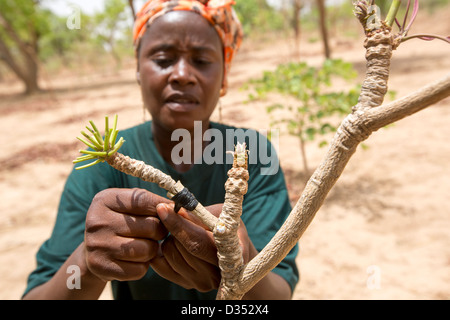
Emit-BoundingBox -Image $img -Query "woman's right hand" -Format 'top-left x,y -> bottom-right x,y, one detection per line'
84,188 -> 170,282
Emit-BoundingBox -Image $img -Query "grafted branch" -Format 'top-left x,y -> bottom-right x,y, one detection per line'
214,143 -> 249,300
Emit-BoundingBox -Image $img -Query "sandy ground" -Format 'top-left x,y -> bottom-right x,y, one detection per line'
0,8 -> 449,300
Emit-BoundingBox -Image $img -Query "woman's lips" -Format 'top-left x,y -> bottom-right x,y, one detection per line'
165,94 -> 199,112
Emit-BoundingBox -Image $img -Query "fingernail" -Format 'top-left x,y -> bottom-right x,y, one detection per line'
156,203 -> 167,211
156,203 -> 169,218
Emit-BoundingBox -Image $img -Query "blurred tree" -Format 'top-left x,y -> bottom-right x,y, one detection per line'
93,0 -> 131,69
234,0 -> 286,35
128,0 -> 137,20
38,11 -> 91,66
292,0 -> 303,58
0,0 -> 50,94
317,0 -> 330,58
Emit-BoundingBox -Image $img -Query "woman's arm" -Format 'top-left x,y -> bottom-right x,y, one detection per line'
22,242 -> 107,300
24,188 -> 171,300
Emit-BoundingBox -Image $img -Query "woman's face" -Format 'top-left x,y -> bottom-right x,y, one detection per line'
137,10 -> 224,132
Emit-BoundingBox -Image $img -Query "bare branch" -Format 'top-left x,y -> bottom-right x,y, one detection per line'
365,73 -> 450,131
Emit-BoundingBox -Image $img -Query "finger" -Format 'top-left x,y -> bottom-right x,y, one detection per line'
113,237 -> 160,263
160,236 -> 196,275
116,215 -> 168,240
162,236 -> 221,291
86,234 -> 159,263
149,250 -> 188,289
85,238 -> 154,282
206,203 -> 223,218
86,204 -> 168,240
89,257 -> 151,282
96,188 -> 171,216
156,203 -> 218,265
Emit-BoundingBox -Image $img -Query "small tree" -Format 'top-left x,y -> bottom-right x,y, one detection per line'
0,0 -> 49,94
93,0 -> 131,69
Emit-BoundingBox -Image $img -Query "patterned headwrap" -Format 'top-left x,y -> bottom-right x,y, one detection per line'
133,0 -> 243,96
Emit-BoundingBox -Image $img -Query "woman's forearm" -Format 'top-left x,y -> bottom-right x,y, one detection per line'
22,242 -> 107,300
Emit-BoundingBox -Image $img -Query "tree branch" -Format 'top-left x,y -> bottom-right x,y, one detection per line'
364,72 -> 450,131
128,0 -> 136,20
0,12 -> 36,62
0,35 -> 27,81
235,72 -> 450,297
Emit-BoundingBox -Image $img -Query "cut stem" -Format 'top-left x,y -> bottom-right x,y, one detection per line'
214,142 -> 249,300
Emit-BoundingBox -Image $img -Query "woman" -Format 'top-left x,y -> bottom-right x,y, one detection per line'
23,0 -> 298,300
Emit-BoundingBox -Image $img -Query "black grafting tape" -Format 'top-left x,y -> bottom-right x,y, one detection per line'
172,187 -> 199,213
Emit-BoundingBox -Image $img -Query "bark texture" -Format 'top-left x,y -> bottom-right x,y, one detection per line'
214,145 -> 249,300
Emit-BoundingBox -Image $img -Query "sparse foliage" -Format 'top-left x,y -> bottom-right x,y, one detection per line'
0,0 -> 50,94
246,59 -> 360,174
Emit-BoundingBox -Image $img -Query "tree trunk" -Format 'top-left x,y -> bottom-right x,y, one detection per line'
292,0 -> 302,59
0,7 -> 41,94
128,0 -> 136,20
23,57 -> 40,94
317,0 -> 331,59
0,35 -> 40,94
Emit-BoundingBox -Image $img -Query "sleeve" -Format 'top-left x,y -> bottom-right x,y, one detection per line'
23,161 -> 117,297
241,132 -> 300,294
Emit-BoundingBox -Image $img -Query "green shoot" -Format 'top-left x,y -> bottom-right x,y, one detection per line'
385,0 -> 401,27
73,115 -> 125,170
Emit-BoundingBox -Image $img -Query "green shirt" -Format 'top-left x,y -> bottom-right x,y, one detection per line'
24,121 -> 299,299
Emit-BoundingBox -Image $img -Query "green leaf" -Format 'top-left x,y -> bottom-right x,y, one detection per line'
305,128 -> 316,141
267,103 -> 285,113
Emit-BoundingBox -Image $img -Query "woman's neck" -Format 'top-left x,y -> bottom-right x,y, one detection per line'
151,120 -> 210,173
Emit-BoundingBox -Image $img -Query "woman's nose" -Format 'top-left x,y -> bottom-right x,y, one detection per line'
169,59 -> 196,86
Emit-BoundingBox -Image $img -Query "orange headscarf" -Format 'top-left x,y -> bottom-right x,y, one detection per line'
133,0 -> 243,96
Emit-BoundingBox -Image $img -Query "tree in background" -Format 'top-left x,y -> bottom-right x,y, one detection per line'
0,0 -> 135,93
0,0 -> 50,94
292,0 -> 303,58
93,0 -> 131,69
128,0 -> 137,20
234,0 -> 286,35
317,0 -> 330,59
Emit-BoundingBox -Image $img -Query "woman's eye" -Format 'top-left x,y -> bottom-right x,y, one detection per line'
152,55 -> 174,68
195,56 -> 211,64
193,58 -> 212,67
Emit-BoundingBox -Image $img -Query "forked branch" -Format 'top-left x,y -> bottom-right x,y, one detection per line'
235,73 -> 450,295
230,1 -> 450,295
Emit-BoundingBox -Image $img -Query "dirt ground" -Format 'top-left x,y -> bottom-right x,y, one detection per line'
0,8 -> 449,300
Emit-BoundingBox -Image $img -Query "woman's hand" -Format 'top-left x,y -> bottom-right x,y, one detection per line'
83,187 -> 261,295
84,188 -> 170,281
